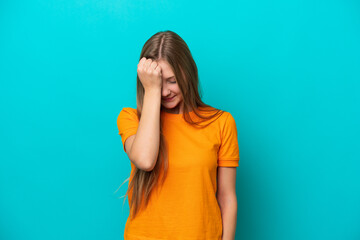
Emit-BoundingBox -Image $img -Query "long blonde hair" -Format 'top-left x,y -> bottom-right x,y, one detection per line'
116,30 -> 225,220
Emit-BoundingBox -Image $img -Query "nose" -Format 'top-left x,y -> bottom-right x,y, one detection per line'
161,87 -> 171,97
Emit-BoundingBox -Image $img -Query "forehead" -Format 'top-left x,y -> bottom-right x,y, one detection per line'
156,60 -> 174,77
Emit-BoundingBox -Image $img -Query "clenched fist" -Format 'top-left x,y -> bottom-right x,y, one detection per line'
137,57 -> 162,91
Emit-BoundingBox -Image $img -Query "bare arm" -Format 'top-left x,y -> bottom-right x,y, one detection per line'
125,57 -> 162,172
127,88 -> 161,171
217,167 -> 238,240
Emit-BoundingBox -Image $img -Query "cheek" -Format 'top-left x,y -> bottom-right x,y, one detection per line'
168,85 -> 179,95
176,89 -> 183,99
174,85 -> 182,95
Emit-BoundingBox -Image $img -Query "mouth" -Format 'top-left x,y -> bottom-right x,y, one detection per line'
162,96 -> 175,102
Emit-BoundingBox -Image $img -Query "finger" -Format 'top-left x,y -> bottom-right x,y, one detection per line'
154,65 -> 161,75
150,61 -> 158,70
144,59 -> 152,70
138,58 -> 146,71
138,57 -> 146,66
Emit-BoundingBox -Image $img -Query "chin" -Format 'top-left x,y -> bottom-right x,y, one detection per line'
162,101 -> 179,108
162,104 -> 176,109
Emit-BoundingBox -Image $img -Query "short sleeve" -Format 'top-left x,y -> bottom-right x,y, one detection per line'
218,112 -> 240,167
117,107 -> 139,152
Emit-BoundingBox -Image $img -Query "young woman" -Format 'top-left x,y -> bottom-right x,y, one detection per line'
117,30 -> 240,240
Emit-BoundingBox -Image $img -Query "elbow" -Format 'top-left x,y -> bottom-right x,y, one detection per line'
130,154 -> 156,172
143,158 -> 156,172
144,164 -> 154,172
136,151 -> 158,172
136,160 -> 154,172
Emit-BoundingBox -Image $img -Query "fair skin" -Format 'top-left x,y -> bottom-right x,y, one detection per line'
217,167 -> 238,240
126,57 -> 237,239
124,57 -> 185,171
156,59 -> 185,114
124,58 -> 163,171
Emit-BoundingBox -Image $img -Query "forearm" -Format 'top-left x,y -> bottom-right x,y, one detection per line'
218,195 -> 238,240
131,88 -> 161,170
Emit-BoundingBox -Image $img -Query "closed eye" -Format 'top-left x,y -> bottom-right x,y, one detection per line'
165,76 -> 175,83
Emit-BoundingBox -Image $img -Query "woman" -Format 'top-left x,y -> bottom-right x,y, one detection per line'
116,30 -> 239,240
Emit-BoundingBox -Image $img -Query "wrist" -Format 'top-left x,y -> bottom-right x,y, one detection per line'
145,87 -> 161,95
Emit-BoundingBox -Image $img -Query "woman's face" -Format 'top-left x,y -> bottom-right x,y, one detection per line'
156,59 -> 184,114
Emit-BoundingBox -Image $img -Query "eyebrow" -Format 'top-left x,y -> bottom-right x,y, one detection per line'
165,76 -> 175,80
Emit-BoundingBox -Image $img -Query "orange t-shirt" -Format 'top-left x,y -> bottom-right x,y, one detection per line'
116,106 -> 240,240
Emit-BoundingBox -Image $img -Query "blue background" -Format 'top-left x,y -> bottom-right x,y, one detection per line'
1,0 -> 359,239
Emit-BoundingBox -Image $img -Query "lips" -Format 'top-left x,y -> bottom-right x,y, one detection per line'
163,96 -> 175,101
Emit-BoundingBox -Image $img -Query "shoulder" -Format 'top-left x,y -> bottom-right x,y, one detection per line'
209,107 -> 232,124
121,107 -> 137,114
117,107 -> 138,121
193,106 -> 235,131
221,111 -> 236,124
222,111 -> 235,122
215,110 -> 237,132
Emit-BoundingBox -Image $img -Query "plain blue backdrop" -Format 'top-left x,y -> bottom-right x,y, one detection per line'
1,0 -> 359,239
